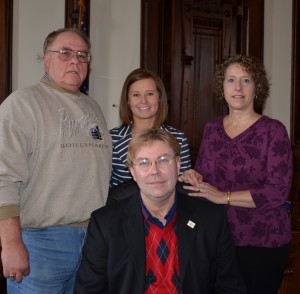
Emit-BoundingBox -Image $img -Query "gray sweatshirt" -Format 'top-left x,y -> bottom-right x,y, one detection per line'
0,78 -> 112,228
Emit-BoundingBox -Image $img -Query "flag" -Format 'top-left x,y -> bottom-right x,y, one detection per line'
78,0 -> 87,33
78,0 -> 89,95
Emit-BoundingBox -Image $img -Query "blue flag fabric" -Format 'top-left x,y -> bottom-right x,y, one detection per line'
78,0 -> 89,95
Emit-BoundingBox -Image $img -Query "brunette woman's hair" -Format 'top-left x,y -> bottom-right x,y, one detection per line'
119,68 -> 168,129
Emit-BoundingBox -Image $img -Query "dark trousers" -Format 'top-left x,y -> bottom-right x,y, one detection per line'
236,244 -> 290,294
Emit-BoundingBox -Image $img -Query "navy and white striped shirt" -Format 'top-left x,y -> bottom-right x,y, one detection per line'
109,124 -> 191,189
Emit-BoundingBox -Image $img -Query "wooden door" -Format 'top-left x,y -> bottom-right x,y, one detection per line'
181,0 -> 238,164
141,0 -> 264,165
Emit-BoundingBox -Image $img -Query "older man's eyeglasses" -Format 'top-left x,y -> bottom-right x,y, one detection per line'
132,154 -> 177,171
47,48 -> 91,63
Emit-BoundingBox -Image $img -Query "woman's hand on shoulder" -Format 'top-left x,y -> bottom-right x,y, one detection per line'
178,169 -> 203,189
178,170 -> 226,204
188,182 -> 226,205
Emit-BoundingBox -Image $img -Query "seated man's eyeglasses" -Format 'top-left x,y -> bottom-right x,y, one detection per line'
131,154 -> 177,170
47,48 -> 91,63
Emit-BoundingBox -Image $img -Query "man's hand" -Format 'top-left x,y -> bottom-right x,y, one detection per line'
0,217 -> 30,282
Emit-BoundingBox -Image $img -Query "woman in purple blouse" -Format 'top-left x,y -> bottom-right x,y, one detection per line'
180,55 -> 293,294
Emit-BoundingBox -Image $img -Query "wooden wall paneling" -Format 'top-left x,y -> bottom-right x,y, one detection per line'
141,0 -> 184,130
167,0 -> 183,130
291,0 -> 300,232
277,232 -> 300,294
290,8 -> 300,289
141,0 -> 161,73
0,0 -> 13,104
236,0 -> 264,60
291,0 -> 300,148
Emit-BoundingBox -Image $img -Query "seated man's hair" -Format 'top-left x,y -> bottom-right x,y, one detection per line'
127,129 -> 181,166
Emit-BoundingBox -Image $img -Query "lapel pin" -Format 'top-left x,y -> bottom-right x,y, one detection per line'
187,220 -> 196,228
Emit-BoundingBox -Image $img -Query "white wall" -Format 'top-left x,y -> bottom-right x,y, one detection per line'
264,0 -> 292,134
89,0 -> 140,129
12,0 -> 65,90
12,0 -> 292,133
12,0 -> 140,129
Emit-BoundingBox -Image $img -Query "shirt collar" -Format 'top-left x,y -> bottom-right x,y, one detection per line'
140,193 -> 177,229
41,73 -> 82,96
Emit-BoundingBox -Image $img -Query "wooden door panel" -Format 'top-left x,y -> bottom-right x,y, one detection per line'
185,32 -> 220,161
181,2 -> 234,164
141,0 -> 264,166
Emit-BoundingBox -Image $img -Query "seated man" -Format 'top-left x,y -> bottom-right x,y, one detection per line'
74,129 -> 246,293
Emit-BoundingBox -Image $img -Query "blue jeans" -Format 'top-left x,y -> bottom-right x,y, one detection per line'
7,226 -> 87,294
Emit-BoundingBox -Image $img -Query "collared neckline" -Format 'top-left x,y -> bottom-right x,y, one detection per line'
40,73 -> 82,97
140,194 -> 177,229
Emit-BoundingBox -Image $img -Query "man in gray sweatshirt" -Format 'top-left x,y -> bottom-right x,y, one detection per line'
0,28 -> 112,293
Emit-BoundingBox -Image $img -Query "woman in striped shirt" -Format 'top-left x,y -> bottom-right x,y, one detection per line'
110,68 -> 191,189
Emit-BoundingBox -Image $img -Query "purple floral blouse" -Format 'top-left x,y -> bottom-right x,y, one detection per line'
195,115 -> 293,247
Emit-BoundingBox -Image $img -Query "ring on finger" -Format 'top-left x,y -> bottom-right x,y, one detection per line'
9,273 -> 16,281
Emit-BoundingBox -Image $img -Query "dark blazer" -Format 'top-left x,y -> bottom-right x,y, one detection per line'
74,186 -> 246,294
